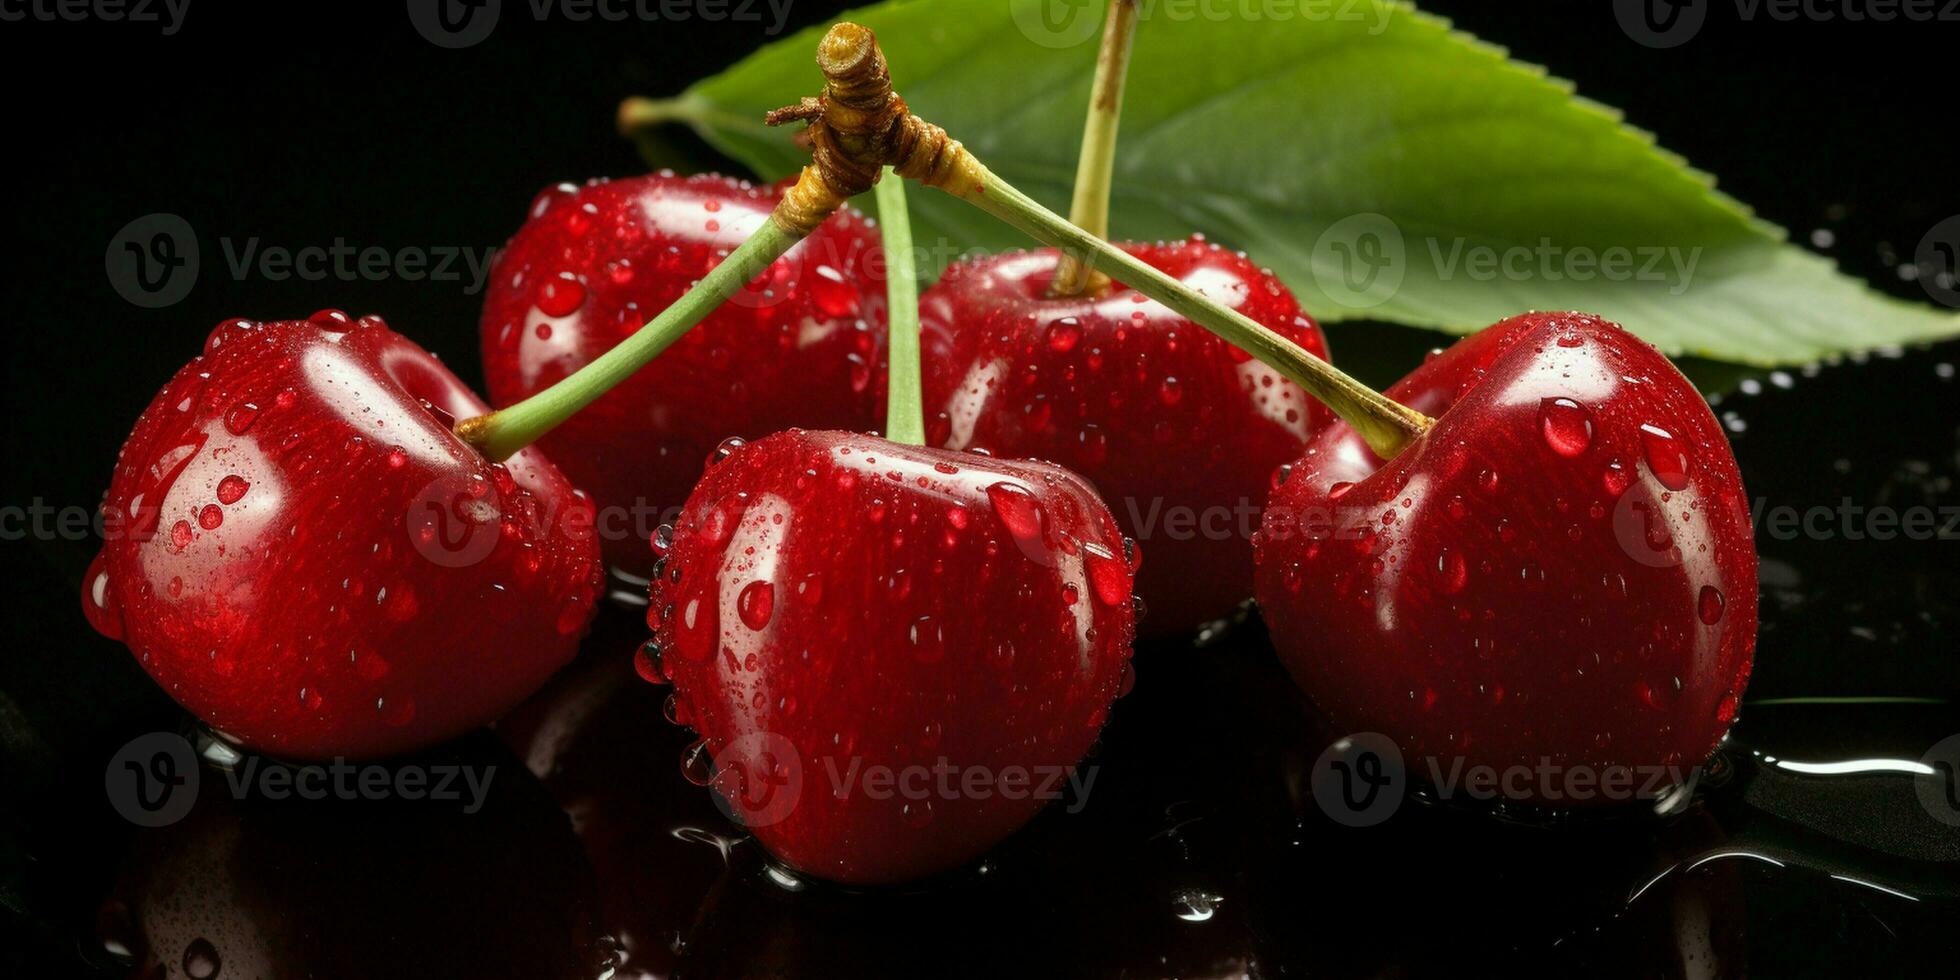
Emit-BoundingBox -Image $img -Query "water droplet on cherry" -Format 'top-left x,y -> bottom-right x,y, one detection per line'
1640,423 -> 1692,491
1538,397 -> 1594,457
738,580 -> 775,630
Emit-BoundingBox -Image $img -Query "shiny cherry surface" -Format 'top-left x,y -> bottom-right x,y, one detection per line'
1254,313 -> 1757,796
919,238 -> 1330,632
84,313 -> 603,760
480,173 -> 886,582
648,429 -> 1138,884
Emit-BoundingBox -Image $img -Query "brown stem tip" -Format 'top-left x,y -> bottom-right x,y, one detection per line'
768,23 -> 979,203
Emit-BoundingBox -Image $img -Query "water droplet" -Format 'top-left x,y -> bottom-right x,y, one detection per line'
82,556 -> 124,638
1045,316 -> 1082,353
1640,424 -> 1691,491
986,482 -> 1045,549
377,696 -> 416,727
170,519 -> 194,549
700,496 -> 746,548
1603,459 -> 1632,497
223,401 -> 260,435
1157,376 -> 1184,406
216,475 -> 250,504
1083,541 -> 1129,606
709,436 -> 746,466
537,273 -> 586,317
634,641 -> 667,684
1436,548 -> 1468,594
1538,397 -> 1593,456
676,595 -> 718,661
198,504 -> 223,530
682,738 -> 714,785
738,580 -> 775,630
1698,584 -> 1726,625
909,615 -> 945,663
182,938 -> 220,979
556,594 -> 589,635
810,265 -> 859,318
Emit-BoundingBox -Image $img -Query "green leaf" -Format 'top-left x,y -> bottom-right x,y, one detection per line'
644,0 -> 1958,367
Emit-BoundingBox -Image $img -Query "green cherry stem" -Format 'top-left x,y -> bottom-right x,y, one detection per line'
874,167 -> 926,445
457,165 -> 858,462
1051,0 -> 1139,298
959,167 -> 1432,457
782,22 -> 1435,459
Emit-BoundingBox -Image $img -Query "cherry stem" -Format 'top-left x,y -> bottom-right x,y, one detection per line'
780,22 -> 1435,459
959,166 -> 1432,458
874,167 -> 926,445
455,217 -> 806,462
1051,0 -> 1138,298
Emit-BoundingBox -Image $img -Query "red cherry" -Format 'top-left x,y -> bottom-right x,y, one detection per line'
1254,312 -> 1756,799
920,238 -> 1330,631
480,173 -> 887,583
649,429 -> 1137,884
84,313 -> 603,759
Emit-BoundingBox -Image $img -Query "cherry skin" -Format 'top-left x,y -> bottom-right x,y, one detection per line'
919,238 -> 1330,633
84,312 -> 604,760
480,172 -> 887,584
648,429 -> 1139,885
1254,312 -> 1756,801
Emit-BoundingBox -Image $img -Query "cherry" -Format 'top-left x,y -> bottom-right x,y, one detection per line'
647,428 -> 1138,884
83,313 -> 603,760
480,172 -> 886,583
1253,312 -> 1757,800
919,239 -> 1330,631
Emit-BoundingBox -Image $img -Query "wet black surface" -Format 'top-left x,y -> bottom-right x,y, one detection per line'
3,2 -> 1959,977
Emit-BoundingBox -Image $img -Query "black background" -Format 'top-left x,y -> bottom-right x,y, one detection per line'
2,0 -> 1957,973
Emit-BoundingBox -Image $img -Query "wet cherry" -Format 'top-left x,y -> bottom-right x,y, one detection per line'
919,238 -> 1331,632
649,429 -> 1137,884
1254,312 -> 1756,802
480,173 -> 887,585
84,313 -> 603,759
